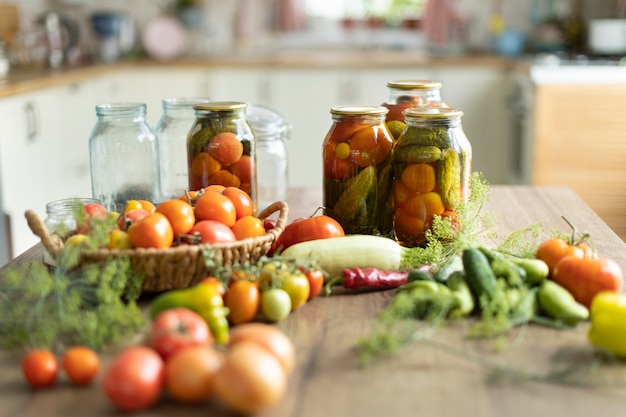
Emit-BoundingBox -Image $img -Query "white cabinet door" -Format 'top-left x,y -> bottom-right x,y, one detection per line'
206,68 -> 271,104
434,66 -> 511,185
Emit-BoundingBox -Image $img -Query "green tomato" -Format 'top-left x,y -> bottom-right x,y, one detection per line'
261,288 -> 292,322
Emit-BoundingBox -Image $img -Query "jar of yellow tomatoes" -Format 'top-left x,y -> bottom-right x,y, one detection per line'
392,107 -> 472,247
187,101 -> 257,209
323,106 -> 395,236
382,80 -> 448,123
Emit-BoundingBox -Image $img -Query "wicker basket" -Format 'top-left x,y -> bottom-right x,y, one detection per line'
25,201 -> 289,292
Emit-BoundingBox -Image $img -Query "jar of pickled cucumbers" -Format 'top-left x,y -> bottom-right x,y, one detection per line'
382,80 -> 449,124
323,106 -> 395,236
392,107 -> 472,247
187,101 -> 257,209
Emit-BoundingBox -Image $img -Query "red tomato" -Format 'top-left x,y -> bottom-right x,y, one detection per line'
303,268 -> 324,300
127,212 -> 174,249
165,345 -> 224,404
232,216 -> 266,240
271,214 -> 345,255
349,125 -> 393,167
194,192 -> 237,227
149,307 -> 213,361
228,323 -> 295,376
22,349 -> 58,388
213,341 -> 287,414
190,220 -> 237,244
75,202 -> 108,234
552,255 -> 624,308
117,208 -> 150,231
103,346 -> 164,413
225,280 -> 260,325
62,346 -> 100,385
222,186 -> 254,219
155,199 -> 195,235
536,238 -> 594,277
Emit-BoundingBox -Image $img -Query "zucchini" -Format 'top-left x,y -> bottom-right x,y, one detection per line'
462,248 -> 497,300
281,235 -> 406,282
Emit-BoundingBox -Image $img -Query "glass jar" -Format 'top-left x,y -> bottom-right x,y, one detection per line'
187,101 -> 257,209
43,197 -> 103,265
246,104 -> 290,211
322,106 -> 395,236
382,80 -> 449,123
392,107 -> 472,247
155,97 -> 211,202
89,102 -> 159,213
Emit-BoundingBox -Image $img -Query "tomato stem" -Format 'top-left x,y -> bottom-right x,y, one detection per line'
561,215 -> 591,246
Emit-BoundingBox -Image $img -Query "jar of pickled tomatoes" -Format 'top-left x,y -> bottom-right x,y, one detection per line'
392,107 -> 472,247
323,106 -> 395,236
187,101 -> 257,210
382,80 -> 449,123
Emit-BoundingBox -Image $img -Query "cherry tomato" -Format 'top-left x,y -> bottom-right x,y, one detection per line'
225,280 -> 260,325
149,307 -> 212,361
22,349 -> 58,388
200,277 -> 227,297
190,220 -> 237,244
349,125 -> 393,167
228,322 -> 295,375
75,202 -> 108,234
536,237 -> 594,277
155,199 -> 195,235
194,192 -> 237,227
228,155 -> 254,184
209,132 -> 243,166
213,341 -> 287,414
62,346 -> 99,385
127,212 -> 174,249
103,346 -> 164,413
281,271 -> 310,311
271,214 -> 345,255
117,208 -> 150,231
260,288 -> 292,322
303,268 -> 325,300
382,100 -> 419,122
165,345 -> 224,404
552,255 -> 624,308
107,229 -> 133,249
222,186 -> 254,219
232,216 -> 266,240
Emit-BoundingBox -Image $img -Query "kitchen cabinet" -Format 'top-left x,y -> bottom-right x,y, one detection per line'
531,82 -> 626,241
0,81 -> 98,258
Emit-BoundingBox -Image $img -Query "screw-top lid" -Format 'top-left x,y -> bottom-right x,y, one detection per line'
330,105 -> 389,116
403,107 -> 463,119
386,80 -> 443,90
193,101 -> 247,111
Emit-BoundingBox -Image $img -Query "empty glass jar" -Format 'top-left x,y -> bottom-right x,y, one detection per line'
246,104 -> 290,211
155,97 -> 211,202
88,102 -> 159,213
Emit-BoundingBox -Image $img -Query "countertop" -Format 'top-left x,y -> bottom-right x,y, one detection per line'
0,52 -> 515,99
1,185 -> 626,417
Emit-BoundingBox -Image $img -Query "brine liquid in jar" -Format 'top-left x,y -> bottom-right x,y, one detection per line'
382,80 -> 449,125
392,107 -> 472,247
323,106 -> 395,236
187,101 -> 258,211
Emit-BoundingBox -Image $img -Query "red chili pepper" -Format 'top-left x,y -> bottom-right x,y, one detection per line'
343,267 -> 410,289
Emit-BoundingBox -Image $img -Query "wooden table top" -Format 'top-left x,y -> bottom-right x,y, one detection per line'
1,185 -> 626,417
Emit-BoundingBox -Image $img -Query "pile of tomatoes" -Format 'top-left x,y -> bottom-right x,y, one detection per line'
68,185 -> 268,250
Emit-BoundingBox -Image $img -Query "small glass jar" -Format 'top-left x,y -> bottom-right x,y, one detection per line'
392,107 -> 472,247
246,104 -> 290,211
187,101 -> 257,209
322,106 -> 395,236
89,103 -> 159,213
155,97 -> 211,202
382,80 -> 449,123
43,197 -> 103,265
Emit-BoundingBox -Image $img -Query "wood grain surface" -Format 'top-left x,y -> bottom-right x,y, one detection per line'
1,186 -> 625,417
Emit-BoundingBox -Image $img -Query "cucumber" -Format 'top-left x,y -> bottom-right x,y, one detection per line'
462,248 -> 497,300
281,235 -> 407,282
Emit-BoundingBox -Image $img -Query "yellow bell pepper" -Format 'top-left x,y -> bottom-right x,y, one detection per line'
587,291 -> 626,357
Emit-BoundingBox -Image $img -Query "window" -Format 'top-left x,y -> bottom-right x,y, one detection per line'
305,0 -> 425,22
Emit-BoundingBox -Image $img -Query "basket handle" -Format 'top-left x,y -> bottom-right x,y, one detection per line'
25,210 -> 64,255
258,201 -> 289,240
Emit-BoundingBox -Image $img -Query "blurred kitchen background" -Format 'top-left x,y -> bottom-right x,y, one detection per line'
0,0 -> 625,64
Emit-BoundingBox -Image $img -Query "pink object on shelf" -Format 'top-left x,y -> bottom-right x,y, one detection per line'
422,0 -> 464,46
142,16 -> 189,61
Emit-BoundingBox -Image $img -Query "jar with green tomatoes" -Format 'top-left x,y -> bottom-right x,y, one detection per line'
322,106 -> 395,236
187,101 -> 257,210
382,80 -> 449,125
392,107 -> 472,247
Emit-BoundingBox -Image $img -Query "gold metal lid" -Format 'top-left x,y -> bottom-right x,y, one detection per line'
193,101 -> 248,111
330,105 -> 389,116
386,80 -> 443,90
403,107 -> 464,119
